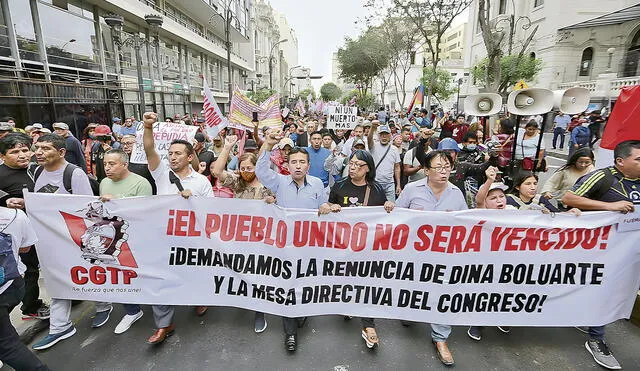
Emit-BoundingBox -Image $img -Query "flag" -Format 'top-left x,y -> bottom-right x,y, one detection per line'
406,85 -> 424,114
307,94 -> 313,107
295,97 -> 306,116
347,95 -> 357,107
202,76 -> 228,138
229,87 -> 282,129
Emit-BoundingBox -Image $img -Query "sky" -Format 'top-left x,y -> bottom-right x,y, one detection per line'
267,0 -> 367,92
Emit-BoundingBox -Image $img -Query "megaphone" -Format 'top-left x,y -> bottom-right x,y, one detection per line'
507,88 -> 554,116
552,87 -> 590,115
464,93 -> 503,116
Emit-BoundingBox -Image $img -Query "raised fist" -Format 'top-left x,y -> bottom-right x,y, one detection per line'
143,112 -> 157,129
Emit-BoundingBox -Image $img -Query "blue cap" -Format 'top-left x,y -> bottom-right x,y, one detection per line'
378,125 -> 391,133
437,138 -> 461,152
112,117 -> 121,123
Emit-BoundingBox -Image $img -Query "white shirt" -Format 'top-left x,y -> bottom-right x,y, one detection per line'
403,146 -> 432,183
0,208 -> 38,294
515,132 -> 546,160
341,136 -> 368,156
370,142 -> 400,185
150,161 -> 213,197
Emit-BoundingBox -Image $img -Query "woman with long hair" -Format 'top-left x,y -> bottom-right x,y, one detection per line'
541,148 -> 595,208
212,135 -> 274,332
319,149 -> 395,349
514,120 -> 547,172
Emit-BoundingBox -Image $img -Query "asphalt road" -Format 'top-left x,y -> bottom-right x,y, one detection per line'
17,304 -> 640,371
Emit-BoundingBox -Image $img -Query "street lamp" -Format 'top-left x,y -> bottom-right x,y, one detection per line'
268,39 -> 288,90
104,14 -> 163,118
455,78 -> 463,115
61,39 -> 76,51
210,1 -> 244,107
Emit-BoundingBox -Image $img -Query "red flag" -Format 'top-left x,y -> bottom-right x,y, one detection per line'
600,85 -> 640,150
202,76 -> 227,138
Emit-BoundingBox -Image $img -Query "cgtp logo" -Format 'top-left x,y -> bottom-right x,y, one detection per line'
61,201 -> 138,285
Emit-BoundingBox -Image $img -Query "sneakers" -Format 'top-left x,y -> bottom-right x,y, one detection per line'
91,306 -> 113,328
467,326 -> 482,341
285,334 -> 297,352
497,326 -> 512,333
254,312 -> 267,333
362,327 -> 379,349
22,303 -> 51,320
585,339 -> 622,370
114,310 -> 144,334
32,326 -> 76,350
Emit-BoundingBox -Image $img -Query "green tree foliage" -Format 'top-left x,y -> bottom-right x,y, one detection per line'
337,28 -> 390,95
419,68 -> 457,102
340,90 -> 375,111
297,88 -> 316,100
471,55 -> 543,94
320,82 -> 343,101
246,88 -> 276,104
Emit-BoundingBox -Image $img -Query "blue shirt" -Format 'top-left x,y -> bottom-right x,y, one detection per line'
396,178 -> 468,211
256,150 -> 328,209
119,125 -> 137,137
306,146 -> 330,187
553,114 -> 571,130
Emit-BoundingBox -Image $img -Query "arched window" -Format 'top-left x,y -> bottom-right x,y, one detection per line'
623,29 -> 640,77
579,47 -> 593,77
529,52 -> 536,59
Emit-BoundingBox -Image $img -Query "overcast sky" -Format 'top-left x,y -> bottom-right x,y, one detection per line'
268,0 -> 366,91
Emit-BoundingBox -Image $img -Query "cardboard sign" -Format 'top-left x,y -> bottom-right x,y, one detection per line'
327,105 -> 358,130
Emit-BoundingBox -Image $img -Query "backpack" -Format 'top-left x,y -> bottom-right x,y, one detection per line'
574,126 -> 590,146
34,164 -> 100,196
0,209 -> 20,286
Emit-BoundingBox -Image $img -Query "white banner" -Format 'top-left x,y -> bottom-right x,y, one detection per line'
129,122 -> 198,164
327,105 -> 358,130
24,193 -> 640,326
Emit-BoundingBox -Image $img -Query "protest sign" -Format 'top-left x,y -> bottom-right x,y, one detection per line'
129,122 -> 198,164
25,193 -> 640,326
327,105 -> 358,130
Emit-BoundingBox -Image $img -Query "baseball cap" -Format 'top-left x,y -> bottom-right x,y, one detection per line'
353,138 -> 366,148
40,128 -> 51,133
0,122 -> 12,131
94,125 -> 112,136
194,132 -> 205,143
112,117 -> 121,123
244,139 -> 258,150
437,137 -> 461,152
32,123 -> 43,130
278,137 -> 294,149
53,122 -> 69,130
362,120 -> 372,127
378,125 -> 391,134
488,182 -> 509,192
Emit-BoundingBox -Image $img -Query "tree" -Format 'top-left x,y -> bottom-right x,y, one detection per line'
340,90 -> 375,111
472,55 -> 543,94
337,28 -> 390,96
320,82 -> 343,101
420,68 -> 457,103
246,88 -> 276,104
297,88 -> 316,100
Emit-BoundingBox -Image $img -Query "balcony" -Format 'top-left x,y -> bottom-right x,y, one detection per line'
556,75 -> 640,99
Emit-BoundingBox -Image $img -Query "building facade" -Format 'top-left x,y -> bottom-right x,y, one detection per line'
461,0 -> 640,109
440,22 -> 467,61
0,0 -> 262,132
251,0 -> 281,93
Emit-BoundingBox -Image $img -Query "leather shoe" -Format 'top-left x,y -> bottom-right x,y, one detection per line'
285,334 -> 297,351
433,340 -> 454,366
194,306 -> 208,316
147,324 -> 176,345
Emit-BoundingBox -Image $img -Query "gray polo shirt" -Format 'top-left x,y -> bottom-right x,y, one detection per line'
370,142 -> 400,185
396,178 -> 468,211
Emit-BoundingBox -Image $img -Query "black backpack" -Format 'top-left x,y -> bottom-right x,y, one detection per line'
33,164 -> 100,196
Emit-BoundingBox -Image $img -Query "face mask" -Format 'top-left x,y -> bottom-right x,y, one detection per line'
465,144 -> 477,151
240,171 -> 256,183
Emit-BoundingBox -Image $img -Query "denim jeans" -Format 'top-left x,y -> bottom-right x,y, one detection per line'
552,127 -> 566,149
588,325 -> 605,341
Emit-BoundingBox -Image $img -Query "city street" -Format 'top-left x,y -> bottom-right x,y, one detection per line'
15,304 -> 640,371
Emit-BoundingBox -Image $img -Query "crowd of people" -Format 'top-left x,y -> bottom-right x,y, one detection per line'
0,103 -> 635,370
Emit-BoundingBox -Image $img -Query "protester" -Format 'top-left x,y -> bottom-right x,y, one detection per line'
569,119 -> 591,158
395,150 -> 466,365
307,131 -> 331,188
514,121 -> 546,172
98,149 -> 152,334
321,131 -> 335,151
81,123 -> 98,175
0,133 -> 50,322
507,172 -> 560,212
341,124 -> 367,156
296,120 -> 316,147
552,111 -> 571,150
141,112 -> 213,345
53,122 -> 87,172
451,114 -> 469,143
31,134 -> 94,350
319,149 -> 394,349
367,122 -> 401,201
588,110 -> 604,148
256,128 -> 327,352
541,148 -> 595,208
91,125 -> 116,182
562,140 -> 640,370
270,137 -> 293,175
403,128 -> 434,184
194,132 -> 215,177
0,204 -> 50,370
120,135 -> 157,194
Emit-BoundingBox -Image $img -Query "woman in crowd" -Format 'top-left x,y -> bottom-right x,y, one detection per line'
505,172 -> 582,214
212,134 -> 275,333
81,123 -> 98,176
514,120 -> 547,172
319,149 -> 394,349
541,148 -> 595,209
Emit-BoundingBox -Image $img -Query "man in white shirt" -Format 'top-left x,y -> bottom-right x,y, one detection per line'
0,206 -> 49,370
142,112 -> 213,345
368,121 -> 401,201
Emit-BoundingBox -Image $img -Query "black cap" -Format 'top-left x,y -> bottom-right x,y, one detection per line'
194,132 -> 205,143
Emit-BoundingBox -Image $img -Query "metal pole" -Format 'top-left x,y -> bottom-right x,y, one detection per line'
134,35 -> 146,118
226,8 -> 232,110
456,81 -> 461,115
269,57 -> 273,90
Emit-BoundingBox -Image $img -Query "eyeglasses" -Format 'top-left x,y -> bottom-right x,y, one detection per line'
348,161 -> 367,169
429,165 -> 452,173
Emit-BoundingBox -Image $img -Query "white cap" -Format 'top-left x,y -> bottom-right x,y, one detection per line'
488,182 -> 509,192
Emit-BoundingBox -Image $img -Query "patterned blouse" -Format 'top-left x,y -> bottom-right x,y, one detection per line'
221,172 -> 274,200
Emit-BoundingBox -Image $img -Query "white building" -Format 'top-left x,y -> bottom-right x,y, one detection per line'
276,12 -> 299,100
440,22 -> 467,60
462,0 -> 640,109
251,0 -> 282,93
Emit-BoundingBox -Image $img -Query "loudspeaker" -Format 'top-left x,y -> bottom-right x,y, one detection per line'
552,87 -> 590,115
507,88 -> 554,116
464,93 -> 503,116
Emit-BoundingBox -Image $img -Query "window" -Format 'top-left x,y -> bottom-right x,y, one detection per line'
410,51 -> 416,65
499,0 -> 507,14
529,52 -> 536,59
579,47 -> 593,77
534,0 -> 544,7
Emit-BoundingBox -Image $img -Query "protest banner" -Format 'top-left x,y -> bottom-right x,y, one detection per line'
129,122 -> 198,164
25,193 -> 640,326
327,105 -> 358,130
